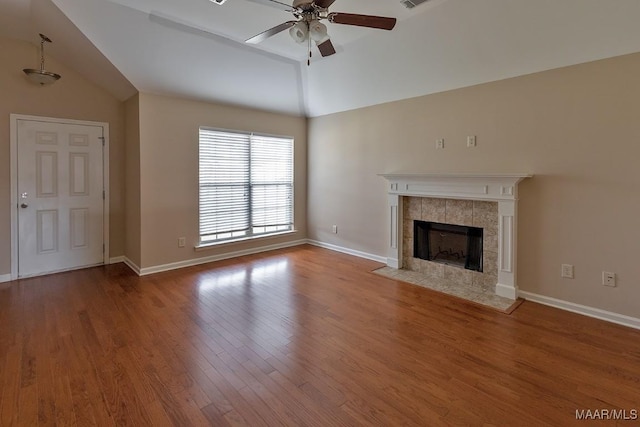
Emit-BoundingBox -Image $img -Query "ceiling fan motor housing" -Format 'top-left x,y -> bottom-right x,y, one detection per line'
293,0 -> 315,10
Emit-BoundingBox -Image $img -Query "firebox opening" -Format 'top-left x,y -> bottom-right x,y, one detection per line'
413,220 -> 483,272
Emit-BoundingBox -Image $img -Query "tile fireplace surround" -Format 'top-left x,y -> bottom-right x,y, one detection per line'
380,173 -> 532,299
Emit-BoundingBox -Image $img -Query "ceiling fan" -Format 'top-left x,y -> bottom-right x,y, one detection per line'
245,0 -> 397,64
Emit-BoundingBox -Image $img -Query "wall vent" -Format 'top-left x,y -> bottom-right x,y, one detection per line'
400,0 -> 430,9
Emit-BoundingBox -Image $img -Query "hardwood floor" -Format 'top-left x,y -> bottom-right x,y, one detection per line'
1,245 -> 639,426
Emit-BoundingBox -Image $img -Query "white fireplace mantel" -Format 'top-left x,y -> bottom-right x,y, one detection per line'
379,173 -> 532,300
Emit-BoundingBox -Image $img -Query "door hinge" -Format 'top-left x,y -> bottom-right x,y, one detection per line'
103,244 -> 105,254
99,136 -> 105,146
103,190 -> 105,200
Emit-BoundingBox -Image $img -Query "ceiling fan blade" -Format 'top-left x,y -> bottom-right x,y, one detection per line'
246,21 -> 297,44
314,0 -> 337,8
316,39 -> 336,57
328,13 -> 397,30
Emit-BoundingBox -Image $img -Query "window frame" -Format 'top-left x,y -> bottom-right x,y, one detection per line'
198,126 -> 295,247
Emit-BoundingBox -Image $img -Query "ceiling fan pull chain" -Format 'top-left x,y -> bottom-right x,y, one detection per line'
308,34 -> 312,66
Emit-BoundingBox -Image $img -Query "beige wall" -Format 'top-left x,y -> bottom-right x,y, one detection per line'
124,94 -> 141,266
4,33 -> 636,319
135,93 -> 307,268
0,37 -> 125,276
308,53 -> 640,318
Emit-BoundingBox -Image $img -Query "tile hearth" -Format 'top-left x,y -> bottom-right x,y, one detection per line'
373,266 -> 521,313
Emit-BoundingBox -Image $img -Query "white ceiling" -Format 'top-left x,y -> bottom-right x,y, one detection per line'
4,0 -> 640,117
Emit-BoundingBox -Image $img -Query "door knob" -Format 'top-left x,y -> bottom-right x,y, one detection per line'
20,203 -> 28,208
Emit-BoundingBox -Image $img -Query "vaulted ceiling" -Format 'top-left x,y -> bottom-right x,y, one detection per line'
4,0 -> 640,117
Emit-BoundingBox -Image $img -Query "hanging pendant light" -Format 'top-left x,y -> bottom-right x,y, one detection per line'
23,34 -> 61,85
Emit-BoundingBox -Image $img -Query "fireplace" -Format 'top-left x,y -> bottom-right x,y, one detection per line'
380,173 -> 532,299
413,220 -> 483,272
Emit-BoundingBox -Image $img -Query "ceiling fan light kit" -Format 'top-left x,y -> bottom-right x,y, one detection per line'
246,0 -> 397,63
23,33 -> 61,85
289,22 -> 308,43
309,20 -> 328,43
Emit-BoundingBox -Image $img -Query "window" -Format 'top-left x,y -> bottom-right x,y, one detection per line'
199,128 -> 294,244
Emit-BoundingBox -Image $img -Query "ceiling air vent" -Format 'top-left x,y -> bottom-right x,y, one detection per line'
400,0 -> 430,9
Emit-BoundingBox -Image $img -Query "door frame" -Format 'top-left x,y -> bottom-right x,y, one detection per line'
9,114 -> 110,280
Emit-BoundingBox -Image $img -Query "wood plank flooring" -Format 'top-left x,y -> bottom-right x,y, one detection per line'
1,244 -> 639,426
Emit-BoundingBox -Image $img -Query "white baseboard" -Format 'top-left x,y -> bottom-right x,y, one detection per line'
519,291 -> 640,331
122,238 -> 385,277
130,239 -> 307,276
306,239 -> 387,264
123,257 -> 142,275
1,258 -> 127,281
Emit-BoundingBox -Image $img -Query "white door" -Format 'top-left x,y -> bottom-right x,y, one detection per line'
16,119 -> 105,277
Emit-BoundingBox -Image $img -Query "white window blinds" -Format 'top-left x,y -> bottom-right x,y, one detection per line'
199,128 -> 294,243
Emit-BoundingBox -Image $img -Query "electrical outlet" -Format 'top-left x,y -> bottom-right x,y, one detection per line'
331,225 -> 338,234
561,264 -> 574,279
602,271 -> 616,287
436,138 -> 444,149
467,135 -> 477,147
178,237 -> 186,248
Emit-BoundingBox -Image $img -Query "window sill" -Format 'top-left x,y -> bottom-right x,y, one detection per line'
194,230 -> 298,252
